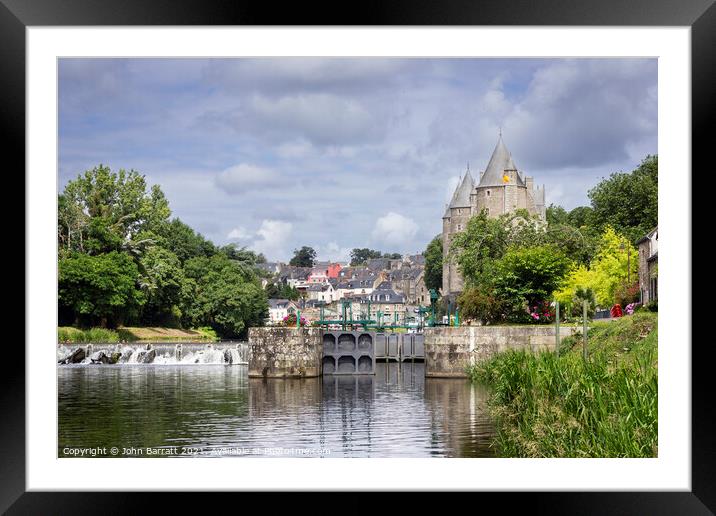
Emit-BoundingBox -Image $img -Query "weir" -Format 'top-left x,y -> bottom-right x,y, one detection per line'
57,341 -> 249,365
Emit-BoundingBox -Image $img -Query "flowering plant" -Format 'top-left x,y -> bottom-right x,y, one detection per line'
282,313 -> 307,327
528,300 -> 555,324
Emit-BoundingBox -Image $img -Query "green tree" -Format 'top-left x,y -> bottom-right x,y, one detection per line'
137,246 -> 186,326
423,235 -> 443,293
58,165 -> 171,255
567,206 -> 594,228
289,246 -> 317,267
588,155 -> 658,243
492,245 -> 571,317
59,251 -> 145,327
382,252 -> 402,259
350,248 -> 383,266
159,218 -> 216,263
451,210 -> 510,286
182,254 -> 268,338
546,204 -> 569,225
554,226 -> 638,308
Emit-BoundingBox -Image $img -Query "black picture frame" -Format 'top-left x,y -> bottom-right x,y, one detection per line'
5,0 -> 711,512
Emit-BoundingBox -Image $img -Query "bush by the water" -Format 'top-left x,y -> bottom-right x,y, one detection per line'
469,312 -> 658,457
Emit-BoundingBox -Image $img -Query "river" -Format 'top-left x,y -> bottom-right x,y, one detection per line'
58,362 -> 496,458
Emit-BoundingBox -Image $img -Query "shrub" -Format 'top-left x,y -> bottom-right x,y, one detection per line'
457,287 -> 506,325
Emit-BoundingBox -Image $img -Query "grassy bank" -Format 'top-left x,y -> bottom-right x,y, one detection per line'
469,312 -> 658,457
58,326 -> 219,343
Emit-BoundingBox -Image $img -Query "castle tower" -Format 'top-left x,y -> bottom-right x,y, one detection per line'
441,134 -> 546,299
441,169 -> 474,297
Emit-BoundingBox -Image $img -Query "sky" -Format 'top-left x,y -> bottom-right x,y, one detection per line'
58,58 -> 657,263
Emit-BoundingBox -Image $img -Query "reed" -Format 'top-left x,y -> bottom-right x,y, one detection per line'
469,312 -> 658,457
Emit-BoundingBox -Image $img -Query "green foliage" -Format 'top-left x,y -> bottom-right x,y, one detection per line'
588,155 -> 658,244
58,251 -> 145,327
469,313 -> 658,457
382,252 -> 402,259
350,248 -> 383,266
546,204 -> 569,225
492,245 -> 571,321
58,327 -> 121,343
137,246 -> 186,327
159,218 -> 216,263
58,165 -> 171,256
451,210 -> 511,285
555,226 -> 638,307
289,246 -> 317,267
182,254 -> 268,338
457,286 -> 506,325
423,235 -> 443,292
58,164 -> 268,338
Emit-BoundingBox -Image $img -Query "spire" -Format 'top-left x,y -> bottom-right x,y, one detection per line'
477,133 -> 524,187
444,167 -> 474,217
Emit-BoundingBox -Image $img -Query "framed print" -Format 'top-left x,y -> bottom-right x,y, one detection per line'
6,0 -> 713,512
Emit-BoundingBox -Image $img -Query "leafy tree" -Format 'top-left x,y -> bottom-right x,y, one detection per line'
423,235 -> 443,293
59,251 -> 145,327
289,246 -> 317,267
554,226 -> 638,308
137,246 -> 186,326
280,283 -> 300,301
567,206 -> 594,228
265,283 -> 281,299
492,245 -> 571,318
350,248 -> 383,266
57,165 -> 171,255
159,218 -> 216,263
382,252 -> 402,259
546,204 -> 569,225
182,254 -> 268,338
451,210 -> 510,286
588,155 -> 658,243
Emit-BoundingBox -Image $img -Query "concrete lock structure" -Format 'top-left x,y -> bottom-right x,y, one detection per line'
424,325 -> 581,377
322,331 -> 376,375
249,327 -> 323,378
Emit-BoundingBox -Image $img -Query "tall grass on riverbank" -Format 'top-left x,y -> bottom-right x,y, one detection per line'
469,312 -> 657,457
58,326 -> 219,343
58,327 -> 120,343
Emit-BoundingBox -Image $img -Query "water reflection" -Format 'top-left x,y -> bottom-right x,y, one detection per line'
59,362 -> 496,457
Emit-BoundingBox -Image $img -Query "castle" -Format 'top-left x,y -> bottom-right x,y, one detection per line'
441,134 -> 546,298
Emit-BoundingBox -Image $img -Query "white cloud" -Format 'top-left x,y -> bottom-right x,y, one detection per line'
249,93 -> 382,146
250,220 -> 293,260
215,163 -> 278,195
371,212 -> 419,248
319,242 -> 352,263
226,226 -> 252,240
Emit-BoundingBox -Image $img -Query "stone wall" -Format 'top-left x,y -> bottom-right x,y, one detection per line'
248,327 -> 323,378
424,325 -> 581,377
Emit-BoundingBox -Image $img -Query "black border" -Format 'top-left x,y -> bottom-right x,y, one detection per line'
6,0 -> 713,512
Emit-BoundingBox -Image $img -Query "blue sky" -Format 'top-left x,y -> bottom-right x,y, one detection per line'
58,58 -> 657,262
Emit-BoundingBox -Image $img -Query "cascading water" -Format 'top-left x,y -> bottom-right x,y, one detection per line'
57,342 -> 249,365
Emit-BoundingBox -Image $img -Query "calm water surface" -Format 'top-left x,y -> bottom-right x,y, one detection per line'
58,363 -> 496,457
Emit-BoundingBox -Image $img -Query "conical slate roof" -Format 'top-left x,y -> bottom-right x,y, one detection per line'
443,169 -> 474,217
478,135 -> 524,187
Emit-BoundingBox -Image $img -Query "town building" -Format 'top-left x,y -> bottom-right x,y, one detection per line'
267,298 -> 298,325
637,227 -> 658,304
